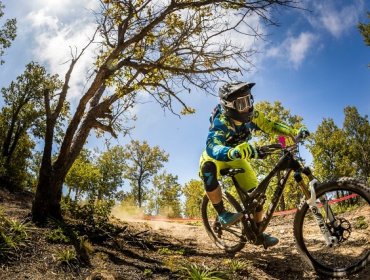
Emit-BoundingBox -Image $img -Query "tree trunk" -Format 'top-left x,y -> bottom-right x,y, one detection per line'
138,182 -> 142,208
279,194 -> 286,211
32,169 -> 64,224
32,115 -> 100,223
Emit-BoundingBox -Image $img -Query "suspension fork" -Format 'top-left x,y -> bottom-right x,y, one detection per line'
295,167 -> 338,246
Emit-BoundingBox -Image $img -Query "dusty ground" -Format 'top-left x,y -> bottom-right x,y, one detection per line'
0,188 -> 369,280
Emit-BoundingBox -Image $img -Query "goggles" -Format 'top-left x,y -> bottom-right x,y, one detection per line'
223,94 -> 253,113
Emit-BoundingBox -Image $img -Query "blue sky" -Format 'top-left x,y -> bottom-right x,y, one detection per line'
0,0 -> 369,188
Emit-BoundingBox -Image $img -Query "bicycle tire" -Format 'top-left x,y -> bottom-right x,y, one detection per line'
201,191 -> 246,253
293,177 -> 370,277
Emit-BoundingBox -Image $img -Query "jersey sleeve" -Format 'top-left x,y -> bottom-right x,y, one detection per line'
205,117 -> 232,161
251,110 -> 297,137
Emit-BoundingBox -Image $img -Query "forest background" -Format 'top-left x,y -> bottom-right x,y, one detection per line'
0,0 -> 369,222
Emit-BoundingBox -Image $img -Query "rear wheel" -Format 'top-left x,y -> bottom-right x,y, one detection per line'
294,178 -> 370,277
201,191 -> 246,253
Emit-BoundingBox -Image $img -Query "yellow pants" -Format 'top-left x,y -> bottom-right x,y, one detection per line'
199,151 -> 258,192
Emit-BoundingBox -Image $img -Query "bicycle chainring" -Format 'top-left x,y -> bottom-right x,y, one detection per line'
330,218 -> 352,243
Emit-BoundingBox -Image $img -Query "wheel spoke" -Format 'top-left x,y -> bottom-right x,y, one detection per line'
296,181 -> 370,276
202,192 -> 245,253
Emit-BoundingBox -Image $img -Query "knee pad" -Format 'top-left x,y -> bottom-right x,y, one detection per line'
201,161 -> 218,192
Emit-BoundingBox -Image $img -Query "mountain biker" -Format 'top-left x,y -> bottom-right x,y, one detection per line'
199,81 -> 309,248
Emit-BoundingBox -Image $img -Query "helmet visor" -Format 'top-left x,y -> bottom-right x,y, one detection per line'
224,95 -> 253,113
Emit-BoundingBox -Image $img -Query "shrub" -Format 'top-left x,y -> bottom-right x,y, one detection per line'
46,228 -> 70,244
178,263 -> 229,280
56,248 -> 77,267
0,209 -> 30,261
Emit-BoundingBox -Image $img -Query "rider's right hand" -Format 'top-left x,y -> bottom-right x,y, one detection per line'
228,142 -> 258,160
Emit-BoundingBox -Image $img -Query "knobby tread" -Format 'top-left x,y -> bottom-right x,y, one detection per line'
293,177 -> 370,277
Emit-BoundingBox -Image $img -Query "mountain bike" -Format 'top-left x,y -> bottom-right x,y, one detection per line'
201,136 -> 370,277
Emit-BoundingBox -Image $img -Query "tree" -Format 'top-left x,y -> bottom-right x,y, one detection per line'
65,149 -> 100,201
308,118 -> 355,181
122,140 -> 168,207
252,101 -> 304,211
0,1 -> 16,65
95,145 -> 126,200
0,62 -> 62,189
147,171 -> 182,217
31,0 -> 299,222
183,179 -> 204,218
65,146 -> 126,201
358,12 -> 370,67
343,106 -> 370,183
358,12 -> 370,46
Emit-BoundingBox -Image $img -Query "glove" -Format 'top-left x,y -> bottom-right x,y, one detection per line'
297,127 -> 310,139
228,142 -> 258,160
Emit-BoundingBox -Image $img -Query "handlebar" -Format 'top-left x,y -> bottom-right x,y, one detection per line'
258,143 -> 284,154
258,136 -> 306,157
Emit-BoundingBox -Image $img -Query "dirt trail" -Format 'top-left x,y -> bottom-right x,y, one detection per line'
1,189 -> 369,280
115,209 -> 370,280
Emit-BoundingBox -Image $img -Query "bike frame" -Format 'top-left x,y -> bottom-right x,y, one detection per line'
227,144 -> 337,245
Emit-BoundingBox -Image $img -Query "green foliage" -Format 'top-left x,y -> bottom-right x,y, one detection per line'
29,0 -> 298,221
157,247 -> 185,256
65,198 -> 115,228
65,146 -> 126,202
308,118 -> 354,181
253,101 -> 305,211
309,106 -> 370,183
0,62 -> 63,189
147,171 -> 182,217
343,107 -> 370,183
178,263 -> 229,280
354,216 -> 368,230
56,248 -> 77,266
65,149 -> 100,201
46,228 -> 70,244
79,236 -> 94,255
95,146 -> 126,200
143,268 -> 153,277
0,1 -> 16,65
183,179 -> 204,218
122,140 -> 169,207
223,259 -> 251,274
0,209 -> 30,261
358,12 -> 370,47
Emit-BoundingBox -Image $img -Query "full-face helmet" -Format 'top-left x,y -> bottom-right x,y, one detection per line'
218,81 -> 255,122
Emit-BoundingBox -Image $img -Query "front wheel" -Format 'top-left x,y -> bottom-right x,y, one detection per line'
294,178 -> 370,277
201,192 -> 246,254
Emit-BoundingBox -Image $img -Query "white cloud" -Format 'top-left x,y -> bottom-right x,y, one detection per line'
266,32 -> 318,69
32,21 -> 97,97
288,32 -> 317,67
30,0 -> 99,17
21,2 -> 100,101
263,1 -> 364,70
26,10 -> 59,31
306,1 -> 364,38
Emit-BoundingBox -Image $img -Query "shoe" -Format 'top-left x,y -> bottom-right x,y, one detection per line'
255,233 -> 279,248
218,211 -> 243,227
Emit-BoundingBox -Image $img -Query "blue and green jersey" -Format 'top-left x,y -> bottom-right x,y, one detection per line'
205,105 -> 296,161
